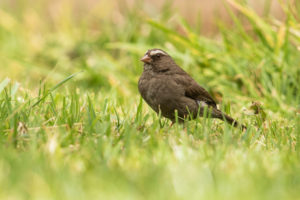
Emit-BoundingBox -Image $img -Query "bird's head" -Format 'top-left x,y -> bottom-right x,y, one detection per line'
140,49 -> 174,72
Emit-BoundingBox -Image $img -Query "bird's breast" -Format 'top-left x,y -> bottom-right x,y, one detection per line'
138,73 -> 182,108
138,75 -> 160,105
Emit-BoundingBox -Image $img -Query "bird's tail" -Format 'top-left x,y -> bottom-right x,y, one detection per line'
212,108 -> 247,130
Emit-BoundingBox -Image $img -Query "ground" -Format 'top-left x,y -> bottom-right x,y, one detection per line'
0,1 -> 300,199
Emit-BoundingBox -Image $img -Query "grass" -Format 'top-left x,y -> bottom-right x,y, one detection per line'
0,0 -> 300,199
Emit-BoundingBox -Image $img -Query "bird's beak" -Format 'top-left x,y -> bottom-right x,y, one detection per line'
140,54 -> 152,63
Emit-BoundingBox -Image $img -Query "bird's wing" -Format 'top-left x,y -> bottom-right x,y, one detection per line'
174,73 -> 217,108
185,82 -> 217,108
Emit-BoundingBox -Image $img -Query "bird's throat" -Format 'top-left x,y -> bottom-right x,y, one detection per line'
144,64 -> 153,71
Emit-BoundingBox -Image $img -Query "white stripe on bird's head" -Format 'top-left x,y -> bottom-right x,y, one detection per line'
149,49 -> 167,56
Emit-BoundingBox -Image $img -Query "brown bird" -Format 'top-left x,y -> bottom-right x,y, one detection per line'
138,49 -> 246,129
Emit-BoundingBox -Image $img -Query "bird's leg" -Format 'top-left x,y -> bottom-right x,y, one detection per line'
170,121 -> 175,126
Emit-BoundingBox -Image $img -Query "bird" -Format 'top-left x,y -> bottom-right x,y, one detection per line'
138,48 -> 246,129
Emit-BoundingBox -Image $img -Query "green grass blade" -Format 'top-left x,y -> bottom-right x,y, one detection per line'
0,78 -> 10,94
31,71 -> 83,108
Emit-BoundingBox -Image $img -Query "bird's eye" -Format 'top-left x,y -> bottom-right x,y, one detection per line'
156,54 -> 161,58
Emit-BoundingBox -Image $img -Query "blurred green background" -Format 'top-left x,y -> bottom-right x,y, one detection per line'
0,0 -> 300,199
